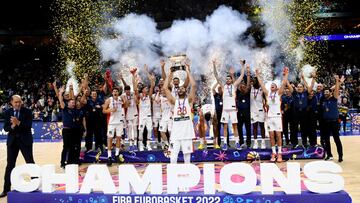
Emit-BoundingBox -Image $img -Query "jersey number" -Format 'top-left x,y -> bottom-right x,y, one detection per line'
177,107 -> 187,115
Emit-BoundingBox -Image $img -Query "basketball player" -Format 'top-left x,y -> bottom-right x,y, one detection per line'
133,65 -> 156,151
213,59 -> 245,150
256,67 -> 288,162
163,62 -> 196,164
198,103 -> 220,149
123,84 -> 139,151
152,86 -> 162,148
103,87 -> 128,166
250,75 -> 267,149
155,88 -> 171,149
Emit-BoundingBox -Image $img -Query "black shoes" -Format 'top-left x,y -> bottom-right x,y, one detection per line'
0,191 -> 8,198
107,157 -> 112,166
325,156 -> 334,161
338,156 -> 343,163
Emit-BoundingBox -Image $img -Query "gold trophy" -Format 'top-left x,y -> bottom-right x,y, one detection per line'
168,54 -> 188,86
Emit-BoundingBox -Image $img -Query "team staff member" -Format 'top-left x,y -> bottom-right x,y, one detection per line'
84,90 -> 104,152
1,95 -> 35,198
281,84 -> 294,146
236,64 -> 251,148
322,75 -> 344,162
288,73 -> 314,147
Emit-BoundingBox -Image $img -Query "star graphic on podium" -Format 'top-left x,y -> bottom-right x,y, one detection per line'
214,151 -> 228,161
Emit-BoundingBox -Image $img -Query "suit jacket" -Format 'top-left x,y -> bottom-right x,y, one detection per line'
4,107 -> 33,146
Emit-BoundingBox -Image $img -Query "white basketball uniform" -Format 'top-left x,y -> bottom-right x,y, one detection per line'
124,92 -> 138,140
250,87 -> 265,124
138,95 -> 153,133
107,97 -> 125,138
152,93 -> 162,128
171,97 -> 195,154
171,86 -> 179,97
267,91 -> 282,132
221,84 -> 238,124
159,95 -> 173,133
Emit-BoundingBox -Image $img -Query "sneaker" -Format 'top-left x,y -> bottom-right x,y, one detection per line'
222,143 -> 228,151
147,144 -> 152,151
198,143 -> 205,150
107,157 -> 112,166
261,140 -> 266,149
236,142 -> 241,150
277,154 -> 283,162
139,143 -> 144,151
95,150 -> 102,163
325,156 -> 333,161
116,154 -> 124,163
240,143 -> 247,149
252,141 -> 258,149
338,156 -> 343,163
60,164 -> 66,169
214,144 -> 221,149
270,153 -> 276,162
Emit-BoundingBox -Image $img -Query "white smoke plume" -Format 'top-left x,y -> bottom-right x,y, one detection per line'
98,4 -> 305,91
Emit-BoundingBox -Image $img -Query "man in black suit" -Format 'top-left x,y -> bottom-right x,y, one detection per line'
0,95 -> 35,198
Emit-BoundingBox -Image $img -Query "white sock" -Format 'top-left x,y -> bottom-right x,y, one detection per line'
184,153 -> 191,164
107,150 -> 111,158
129,140 -> 133,146
200,138 -> 204,145
262,139 -> 266,144
278,146 -> 282,154
271,146 -> 276,154
147,141 -> 151,147
234,136 -> 239,143
115,148 -> 119,156
223,138 -> 227,144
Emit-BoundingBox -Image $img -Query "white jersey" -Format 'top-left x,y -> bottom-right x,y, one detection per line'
124,92 -> 138,120
139,95 -> 152,118
222,84 -> 236,111
171,97 -> 195,140
152,94 -> 162,119
250,87 -> 264,112
160,95 -> 173,120
201,104 -> 213,115
108,96 -> 125,125
267,91 -> 282,117
171,86 -> 179,97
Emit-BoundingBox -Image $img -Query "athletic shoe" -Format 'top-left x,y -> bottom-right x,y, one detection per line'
236,142 -> 241,150
139,143 -> 144,151
240,143 -> 247,149
222,143 -> 228,151
95,150 -> 102,163
214,144 -> 221,149
261,140 -> 266,149
107,157 -> 112,166
198,143 -> 205,150
270,153 -> 276,162
325,156 -> 333,161
147,144 -> 152,151
277,154 -> 283,162
338,156 -> 343,163
116,154 -> 124,163
252,141 -> 258,149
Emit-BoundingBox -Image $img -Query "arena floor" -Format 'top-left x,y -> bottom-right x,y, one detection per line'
0,136 -> 359,203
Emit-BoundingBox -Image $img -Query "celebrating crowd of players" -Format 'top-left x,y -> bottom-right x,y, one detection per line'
55,59 -> 344,168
